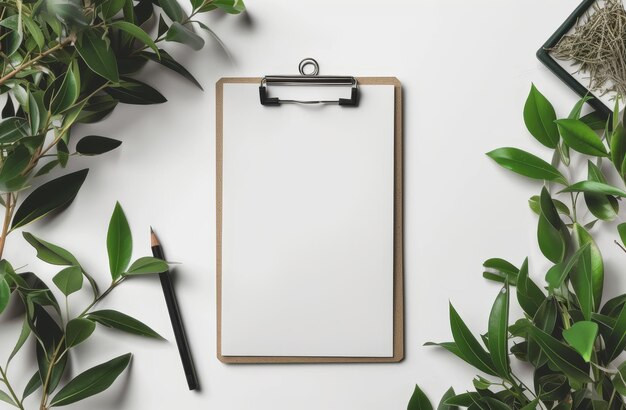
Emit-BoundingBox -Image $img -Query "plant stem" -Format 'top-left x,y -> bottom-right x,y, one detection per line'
0,193 -> 14,259
0,38 -> 72,87
78,277 -> 125,317
509,373 -> 543,408
570,192 -> 578,223
39,335 -> 66,410
0,365 -> 24,410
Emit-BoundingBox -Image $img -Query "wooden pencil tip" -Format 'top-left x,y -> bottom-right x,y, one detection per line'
150,227 -> 160,247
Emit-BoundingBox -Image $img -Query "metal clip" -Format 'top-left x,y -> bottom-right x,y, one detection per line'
259,58 -> 358,106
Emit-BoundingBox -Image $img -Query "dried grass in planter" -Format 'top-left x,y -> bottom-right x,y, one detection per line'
552,0 -> 626,99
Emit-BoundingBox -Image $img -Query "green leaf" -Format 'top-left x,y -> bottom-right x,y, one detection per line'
22,232 -> 80,266
523,84 -> 559,148
540,186 -> 564,228
28,91 -> 41,136
0,277 -> 9,314
488,283 -> 510,379
610,123 -> 626,171
529,325 -> 592,384
34,305 -> 66,393
407,385 -> 433,410
101,0 -> 125,19
486,147 -> 567,184
545,243 -> 589,289
528,297 -> 558,366
50,353 -> 132,407
158,14 -> 169,36
2,97 -> 14,118
520,399 -> 540,410
139,50 -> 202,89
11,169 -> 89,229
76,136 -> 122,155
50,65 -> 79,115
1,15 -> 23,57
23,15 -> 44,49
528,195 -> 570,216
538,214 -> 566,264
444,393 -> 482,408
606,303 -> 626,362
124,257 -> 167,275
48,0 -> 89,26
580,111 -> 608,130
8,316 -> 31,363
562,321 -> 598,362
57,140 -> 69,168
555,119 -> 608,157
560,181 -> 626,197
212,0 -> 246,14
75,29 -> 119,82
571,246 -> 595,320
66,318 -> 96,348
106,78 -> 167,105
569,95 -> 593,120
134,0 -> 153,25
0,145 -> 30,182
436,387 -> 458,410
22,372 -> 42,400
449,303 -> 497,376
517,258 -> 545,317
77,95 -> 118,124
0,389 -> 16,407
87,309 -> 163,338
0,117 -> 28,143
583,161 -> 619,220
612,362 -> 626,396
618,224 -> 626,249
107,202 -> 132,280
482,258 -> 518,285
601,294 -> 626,317
423,341 -> 463,359
572,223 -> 603,312
110,21 -> 159,55
158,0 -> 183,21
480,398 -> 509,410
52,266 -> 83,296
165,22 -> 205,50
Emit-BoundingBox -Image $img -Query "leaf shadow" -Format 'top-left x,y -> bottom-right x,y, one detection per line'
110,360 -> 133,407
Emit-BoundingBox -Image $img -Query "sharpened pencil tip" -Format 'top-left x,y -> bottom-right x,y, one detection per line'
150,226 -> 160,247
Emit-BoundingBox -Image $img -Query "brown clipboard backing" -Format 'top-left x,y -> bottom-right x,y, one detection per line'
216,77 -> 403,364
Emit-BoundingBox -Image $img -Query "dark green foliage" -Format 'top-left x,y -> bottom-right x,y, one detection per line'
0,1 -> 245,408
414,88 -> 626,409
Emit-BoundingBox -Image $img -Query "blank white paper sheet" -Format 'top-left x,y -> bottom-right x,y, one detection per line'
220,81 -> 395,357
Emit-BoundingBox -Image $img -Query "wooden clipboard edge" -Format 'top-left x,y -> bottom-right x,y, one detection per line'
215,77 -> 404,364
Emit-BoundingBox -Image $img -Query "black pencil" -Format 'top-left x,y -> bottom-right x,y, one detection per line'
151,227 -> 199,391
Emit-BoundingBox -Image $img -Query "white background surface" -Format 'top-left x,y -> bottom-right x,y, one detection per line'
220,83 -> 394,357
2,1 -> 626,409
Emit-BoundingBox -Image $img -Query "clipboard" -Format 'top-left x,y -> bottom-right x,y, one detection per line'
216,60 -> 404,364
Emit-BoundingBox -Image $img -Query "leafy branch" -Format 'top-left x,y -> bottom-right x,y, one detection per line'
0,0 -> 246,407
410,86 -> 626,409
